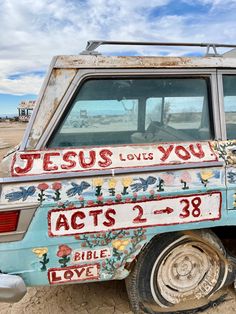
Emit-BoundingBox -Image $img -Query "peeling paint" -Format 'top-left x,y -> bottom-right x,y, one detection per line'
54,55 -> 236,69
26,69 -> 77,149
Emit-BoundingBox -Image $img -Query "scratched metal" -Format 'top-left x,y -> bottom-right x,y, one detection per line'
26,68 -> 77,149
54,55 -> 236,69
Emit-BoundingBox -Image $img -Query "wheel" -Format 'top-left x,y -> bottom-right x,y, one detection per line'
125,230 -> 230,314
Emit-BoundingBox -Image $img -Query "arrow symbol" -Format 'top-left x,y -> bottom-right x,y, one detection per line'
154,207 -> 174,215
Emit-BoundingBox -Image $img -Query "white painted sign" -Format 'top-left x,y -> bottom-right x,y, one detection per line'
12,142 -> 217,176
48,192 -> 221,237
72,248 -> 112,263
48,264 -> 99,284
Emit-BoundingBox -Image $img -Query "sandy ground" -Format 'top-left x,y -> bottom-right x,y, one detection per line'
1,121 -> 236,314
0,122 -> 26,160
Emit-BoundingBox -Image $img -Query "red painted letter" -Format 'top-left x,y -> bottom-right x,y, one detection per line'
103,208 -> 116,227
119,154 -> 126,161
158,145 -> 174,162
189,143 -> 205,159
56,214 -> 70,231
43,152 -> 60,171
51,271 -> 62,282
98,149 -> 113,167
175,146 -> 191,160
14,153 -> 40,175
89,210 -> 103,226
78,151 -> 96,169
64,270 -> 74,280
61,151 -> 77,169
71,211 -> 85,230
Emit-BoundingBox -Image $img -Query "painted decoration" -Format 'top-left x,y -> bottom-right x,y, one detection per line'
72,248 -> 112,263
32,247 -> 49,271
57,244 -> 72,267
11,142 -> 217,177
3,167 -> 223,206
48,192 -> 222,237
48,263 -> 100,284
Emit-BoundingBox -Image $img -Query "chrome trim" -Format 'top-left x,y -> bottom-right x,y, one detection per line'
36,68 -> 219,150
83,40 -> 236,54
0,203 -> 39,242
210,72 -> 222,140
217,73 -> 227,140
0,274 -> 26,303
0,161 -> 224,184
217,70 -> 236,141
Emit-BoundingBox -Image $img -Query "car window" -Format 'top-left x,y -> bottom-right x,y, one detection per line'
48,77 -> 213,148
222,75 -> 236,140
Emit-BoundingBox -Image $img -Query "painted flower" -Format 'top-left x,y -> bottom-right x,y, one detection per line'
93,178 -> 104,187
37,183 -> 49,191
97,195 -> 104,202
52,182 -> 62,190
122,177 -> 133,187
32,247 -> 48,258
79,196 -> 84,202
57,244 -> 72,257
180,171 -> 192,183
87,200 -> 95,206
159,173 -> 174,185
116,194 -> 122,200
67,202 -> 75,209
112,239 -> 130,251
200,170 -> 214,181
108,178 -> 117,189
133,192 -> 138,199
125,197 -> 132,202
149,190 -> 155,195
180,171 -> 191,190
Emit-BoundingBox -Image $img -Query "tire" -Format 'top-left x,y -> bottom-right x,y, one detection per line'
125,230 -> 229,314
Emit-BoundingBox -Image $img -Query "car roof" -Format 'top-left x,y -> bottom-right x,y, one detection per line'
54,54 -> 236,69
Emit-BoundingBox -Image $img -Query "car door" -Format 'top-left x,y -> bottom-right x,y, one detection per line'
1,70 -> 227,288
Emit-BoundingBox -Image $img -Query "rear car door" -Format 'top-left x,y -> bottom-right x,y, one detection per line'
0,69 -> 226,288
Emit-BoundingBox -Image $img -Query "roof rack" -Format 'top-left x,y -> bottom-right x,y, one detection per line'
80,40 -> 236,57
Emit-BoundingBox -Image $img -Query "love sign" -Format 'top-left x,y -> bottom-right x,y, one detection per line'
12,142 -> 217,176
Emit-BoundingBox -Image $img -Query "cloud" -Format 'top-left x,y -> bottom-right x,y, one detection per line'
0,0 -> 236,95
0,75 -> 44,95
193,0 -> 236,7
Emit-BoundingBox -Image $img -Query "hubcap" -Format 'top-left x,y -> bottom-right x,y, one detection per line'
151,241 -> 221,305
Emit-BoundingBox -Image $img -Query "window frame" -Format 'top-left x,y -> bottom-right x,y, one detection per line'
35,69 -> 221,150
217,70 -> 236,140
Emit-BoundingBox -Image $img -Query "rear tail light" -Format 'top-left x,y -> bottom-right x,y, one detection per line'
0,210 -> 20,233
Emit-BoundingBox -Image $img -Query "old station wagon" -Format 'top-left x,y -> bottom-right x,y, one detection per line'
2,41 -> 236,313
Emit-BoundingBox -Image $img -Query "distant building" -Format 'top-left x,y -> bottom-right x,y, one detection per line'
18,100 -> 36,122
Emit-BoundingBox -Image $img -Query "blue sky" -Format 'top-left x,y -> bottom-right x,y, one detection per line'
0,0 -> 236,115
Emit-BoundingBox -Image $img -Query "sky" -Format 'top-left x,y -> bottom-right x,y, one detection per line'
0,0 -> 236,115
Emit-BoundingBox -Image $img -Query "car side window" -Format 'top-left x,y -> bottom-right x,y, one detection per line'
47,77 -> 213,148
222,75 -> 236,140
